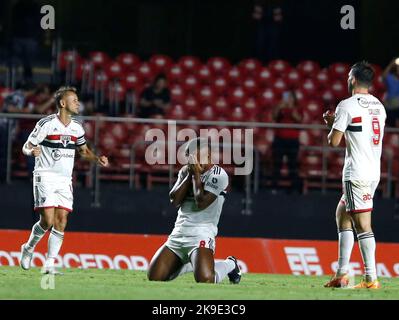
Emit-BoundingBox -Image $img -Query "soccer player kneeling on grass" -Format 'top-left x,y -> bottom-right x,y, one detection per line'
323,61 -> 386,289
147,138 -> 241,284
19,86 -> 109,275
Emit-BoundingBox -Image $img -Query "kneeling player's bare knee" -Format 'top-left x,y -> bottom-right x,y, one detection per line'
195,271 -> 215,283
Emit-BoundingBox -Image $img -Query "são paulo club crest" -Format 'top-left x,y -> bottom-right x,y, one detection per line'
60,135 -> 71,147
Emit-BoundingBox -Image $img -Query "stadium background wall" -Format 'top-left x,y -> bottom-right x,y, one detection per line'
1,182 -> 399,242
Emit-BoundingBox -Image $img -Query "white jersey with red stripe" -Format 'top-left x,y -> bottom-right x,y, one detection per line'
332,93 -> 386,181
26,113 -> 86,179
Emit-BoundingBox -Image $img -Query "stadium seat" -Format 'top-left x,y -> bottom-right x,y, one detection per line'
228,86 -> 247,107
207,57 -> 231,75
228,106 -> 247,122
242,97 -> 260,117
197,86 -> 216,105
106,61 -> 124,80
58,50 -> 82,71
272,78 -> 288,94
167,64 -> 185,84
136,62 -> 155,84
297,60 -> 320,78
302,100 -> 323,122
213,95 -> 230,116
320,88 -> 335,103
116,53 -> 141,71
315,69 -> 330,89
182,75 -> 200,94
242,77 -> 258,96
331,80 -> 347,100
329,62 -> 350,80
257,67 -> 274,87
300,78 -> 318,98
239,58 -> 262,77
197,65 -> 214,85
166,104 -> 187,120
178,56 -> 201,74
258,88 -> 279,109
170,84 -> 185,104
183,95 -> 199,115
149,54 -> 173,73
89,51 -> 111,70
227,66 -> 243,86
268,60 -> 291,76
124,72 -> 143,91
212,76 -> 229,95
108,122 -> 129,142
284,69 -> 302,88
199,105 -> 216,121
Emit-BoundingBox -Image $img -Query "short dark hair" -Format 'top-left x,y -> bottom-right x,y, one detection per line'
184,138 -> 210,156
54,86 -> 77,108
351,61 -> 375,88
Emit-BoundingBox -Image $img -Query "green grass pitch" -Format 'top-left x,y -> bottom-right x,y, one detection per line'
0,266 -> 398,300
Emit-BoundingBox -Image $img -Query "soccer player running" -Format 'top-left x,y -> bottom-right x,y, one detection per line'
19,86 -> 109,274
323,61 -> 386,289
147,138 -> 241,284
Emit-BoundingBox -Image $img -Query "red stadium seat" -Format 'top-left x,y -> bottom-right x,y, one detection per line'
297,60 -> 320,78
179,56 -> 201,74
268,60 -> 291,76
89,51 -> 111,70
331,80 -> 347,100
242,77 -> 258,96
197,86 -> 216,105
239,58 -> 262,77
303,100 -> 323,121
299,130 -> 315,146
170,84 -> 185,104
229,106 -> 247,122
213,95 -> 230,116
199,105 -> 216,121
300,150 -> 323,177
228,86 -> 247,107
207,57 -> 231,75
315,69 -> 330,89
93,70 -> 110,90
320,88 -> 335,103
284,69 -> 302,88
272,78 -> 288,94
124,72 -> 143,91
300,78 -> 318,98
106,61 -> 124,79
183,95 -> 199,115
109,123 -> 129,142
116,53 -> 141,71
136,62 -> 155,84
242,97 -> 260,116
257,67 -> 274,87
76,60 -> 93,82
182,75 -> 200,94
258,88 -> 279,109
294,88 -> 307,107
58,50 -> 82,71
197,65 -> 214,85
212,76 -> 229,95
108,81 -> 127,102
227,66 -> 243,86
167,64 -> 185,84
149,54 -> 173,73
166,104 -> 187,120
329,62 -> 350,80
83,121 -> 95,141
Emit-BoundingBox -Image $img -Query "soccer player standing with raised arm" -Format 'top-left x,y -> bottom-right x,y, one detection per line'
19,86 -> 109,274
323,62 -> 386,289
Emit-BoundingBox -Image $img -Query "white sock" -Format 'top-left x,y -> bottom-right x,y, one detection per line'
337,229 -> 354,275
25,221 -> 47,252
214,259 -> 236,283
46,228 -> 64,267
357,231 -> 377,281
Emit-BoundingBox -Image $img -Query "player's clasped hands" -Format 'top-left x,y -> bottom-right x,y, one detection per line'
32,146 -> 41,157
97,156 -> 109,167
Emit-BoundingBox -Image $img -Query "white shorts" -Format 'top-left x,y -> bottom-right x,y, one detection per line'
33,175 -> 73,212
341,180 -> 379,213
165,230 -> 216,264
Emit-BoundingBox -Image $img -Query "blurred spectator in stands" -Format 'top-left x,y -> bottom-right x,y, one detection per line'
26,84 -> 55,114
271,90 -> 302,194
9,0 -> 42,84
137,74 -> 170,118
383,58 -> 399,127
252,1 -> 285,62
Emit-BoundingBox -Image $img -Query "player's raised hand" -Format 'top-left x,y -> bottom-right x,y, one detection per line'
188,154 -> 203,175
97,156 -> 109,167
32,146 -> 41,157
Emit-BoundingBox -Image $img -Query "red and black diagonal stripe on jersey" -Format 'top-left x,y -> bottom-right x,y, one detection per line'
347,116 -> 362,132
